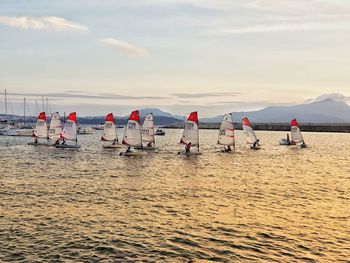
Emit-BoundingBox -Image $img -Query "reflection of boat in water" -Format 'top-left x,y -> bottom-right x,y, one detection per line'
78,126 -> 94,135
155,128 -> 165,136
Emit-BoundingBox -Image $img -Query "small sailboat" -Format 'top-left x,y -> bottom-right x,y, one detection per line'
218,113 -> 235,152
101,113 -> 122,149
178,111 -> 202,156
155,128 -> 165,136
242,117 -> 260,150
49,112 -> 62,145
140,113 -> 156,150
55,112 -> 81,149
291,119 -> 307,148
28,112 -> 51,146
120,110 -> 146,156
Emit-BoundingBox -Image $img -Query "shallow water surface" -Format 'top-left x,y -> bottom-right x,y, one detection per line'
1,129 -> 350,262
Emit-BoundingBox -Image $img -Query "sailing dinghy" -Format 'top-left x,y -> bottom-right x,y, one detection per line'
139,113 -> 156,150
218,113 -> 235,152
101,113 -> 122,149
28,112 -> 51,146
49,112 -> 62,145
120,110 -> 147,156
178,111 -> 202,156
55,112 -> 81,149
291,119 -> 306,148
242,117 -> 260,150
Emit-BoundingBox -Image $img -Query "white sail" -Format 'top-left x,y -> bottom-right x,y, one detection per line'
102,113 -> 117,141
291,119 -> 304,143
180,111 -> 199,147
49,112 -> 62,140
62,112 -> 77,141
141,113 -> 155,143
122,110 -> 142,147
33,112 -> 48,139
242,117 -> 258,144
218,113 -> 235,146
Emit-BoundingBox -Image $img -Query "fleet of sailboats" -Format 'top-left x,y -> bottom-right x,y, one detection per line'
1,91 -> 310,153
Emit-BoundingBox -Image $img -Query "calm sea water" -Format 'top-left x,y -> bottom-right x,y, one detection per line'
1,129 -> 349,262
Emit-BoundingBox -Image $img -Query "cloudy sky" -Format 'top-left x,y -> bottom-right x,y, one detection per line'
1,0 -> 349,117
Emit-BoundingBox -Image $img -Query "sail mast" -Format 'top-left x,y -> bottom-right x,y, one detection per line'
23,97 -> 26,122
4,89 -> 7,115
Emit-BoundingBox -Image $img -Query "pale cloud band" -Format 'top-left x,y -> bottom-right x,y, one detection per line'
0,16 -> 88,31
99,38 -> 148,56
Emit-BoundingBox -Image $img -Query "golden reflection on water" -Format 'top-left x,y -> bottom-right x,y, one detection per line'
1,129 -> 350,262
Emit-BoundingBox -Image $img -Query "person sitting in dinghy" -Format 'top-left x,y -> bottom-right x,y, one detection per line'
252,139 -> 260,149
223,145 -> 232,152
112,139 -> 117,145
126,146 -> 132,153
185,142 -> 192,154
54,140 -> 60,145
286,134 -> 291,145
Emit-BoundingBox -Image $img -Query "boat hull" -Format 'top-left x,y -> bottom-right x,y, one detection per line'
119,151 -> 147,156
55,144 -> 81,149
28,142 -> 53,147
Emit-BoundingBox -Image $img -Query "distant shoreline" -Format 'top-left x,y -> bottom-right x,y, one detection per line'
163,122 -> 350,133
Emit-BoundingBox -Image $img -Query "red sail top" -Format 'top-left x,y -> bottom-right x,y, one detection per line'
187,111 -> 198,123
291,119 -> 299,127
105,113 -> 115,123
129,110 -> 140,123
242,117 -> 252,127
67,112 -> 77,124
37,112 -> 46,121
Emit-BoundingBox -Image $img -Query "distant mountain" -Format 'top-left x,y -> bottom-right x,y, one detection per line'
202,96 -> 350,123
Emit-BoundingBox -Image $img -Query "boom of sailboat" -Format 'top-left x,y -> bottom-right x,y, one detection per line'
25,110 -> 308,154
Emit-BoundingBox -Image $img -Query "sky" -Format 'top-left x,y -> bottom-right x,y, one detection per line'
0,0 -> 350,117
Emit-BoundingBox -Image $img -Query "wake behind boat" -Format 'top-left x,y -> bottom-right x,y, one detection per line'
178,111 -> 201,156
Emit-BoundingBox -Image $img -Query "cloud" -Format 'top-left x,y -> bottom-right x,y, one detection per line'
172,92 -> 241,98
99,38 -> 148,56
0,16 -> 88,31
4,91 -> 167,100
205,21 -> 350,35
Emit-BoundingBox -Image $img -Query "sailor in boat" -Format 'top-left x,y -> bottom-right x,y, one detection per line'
62,139 -> 66,145
301,141 -> 307,148
185,142 -> 192,154
112,139 -> 117,145
223,145 -> 232,152
147,142 -> 152,148
286,134 -> 291,145
54,139 -> 60,146
251,139 -> 260,149
34,138 -> 38,144
126,146 -> 132,153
